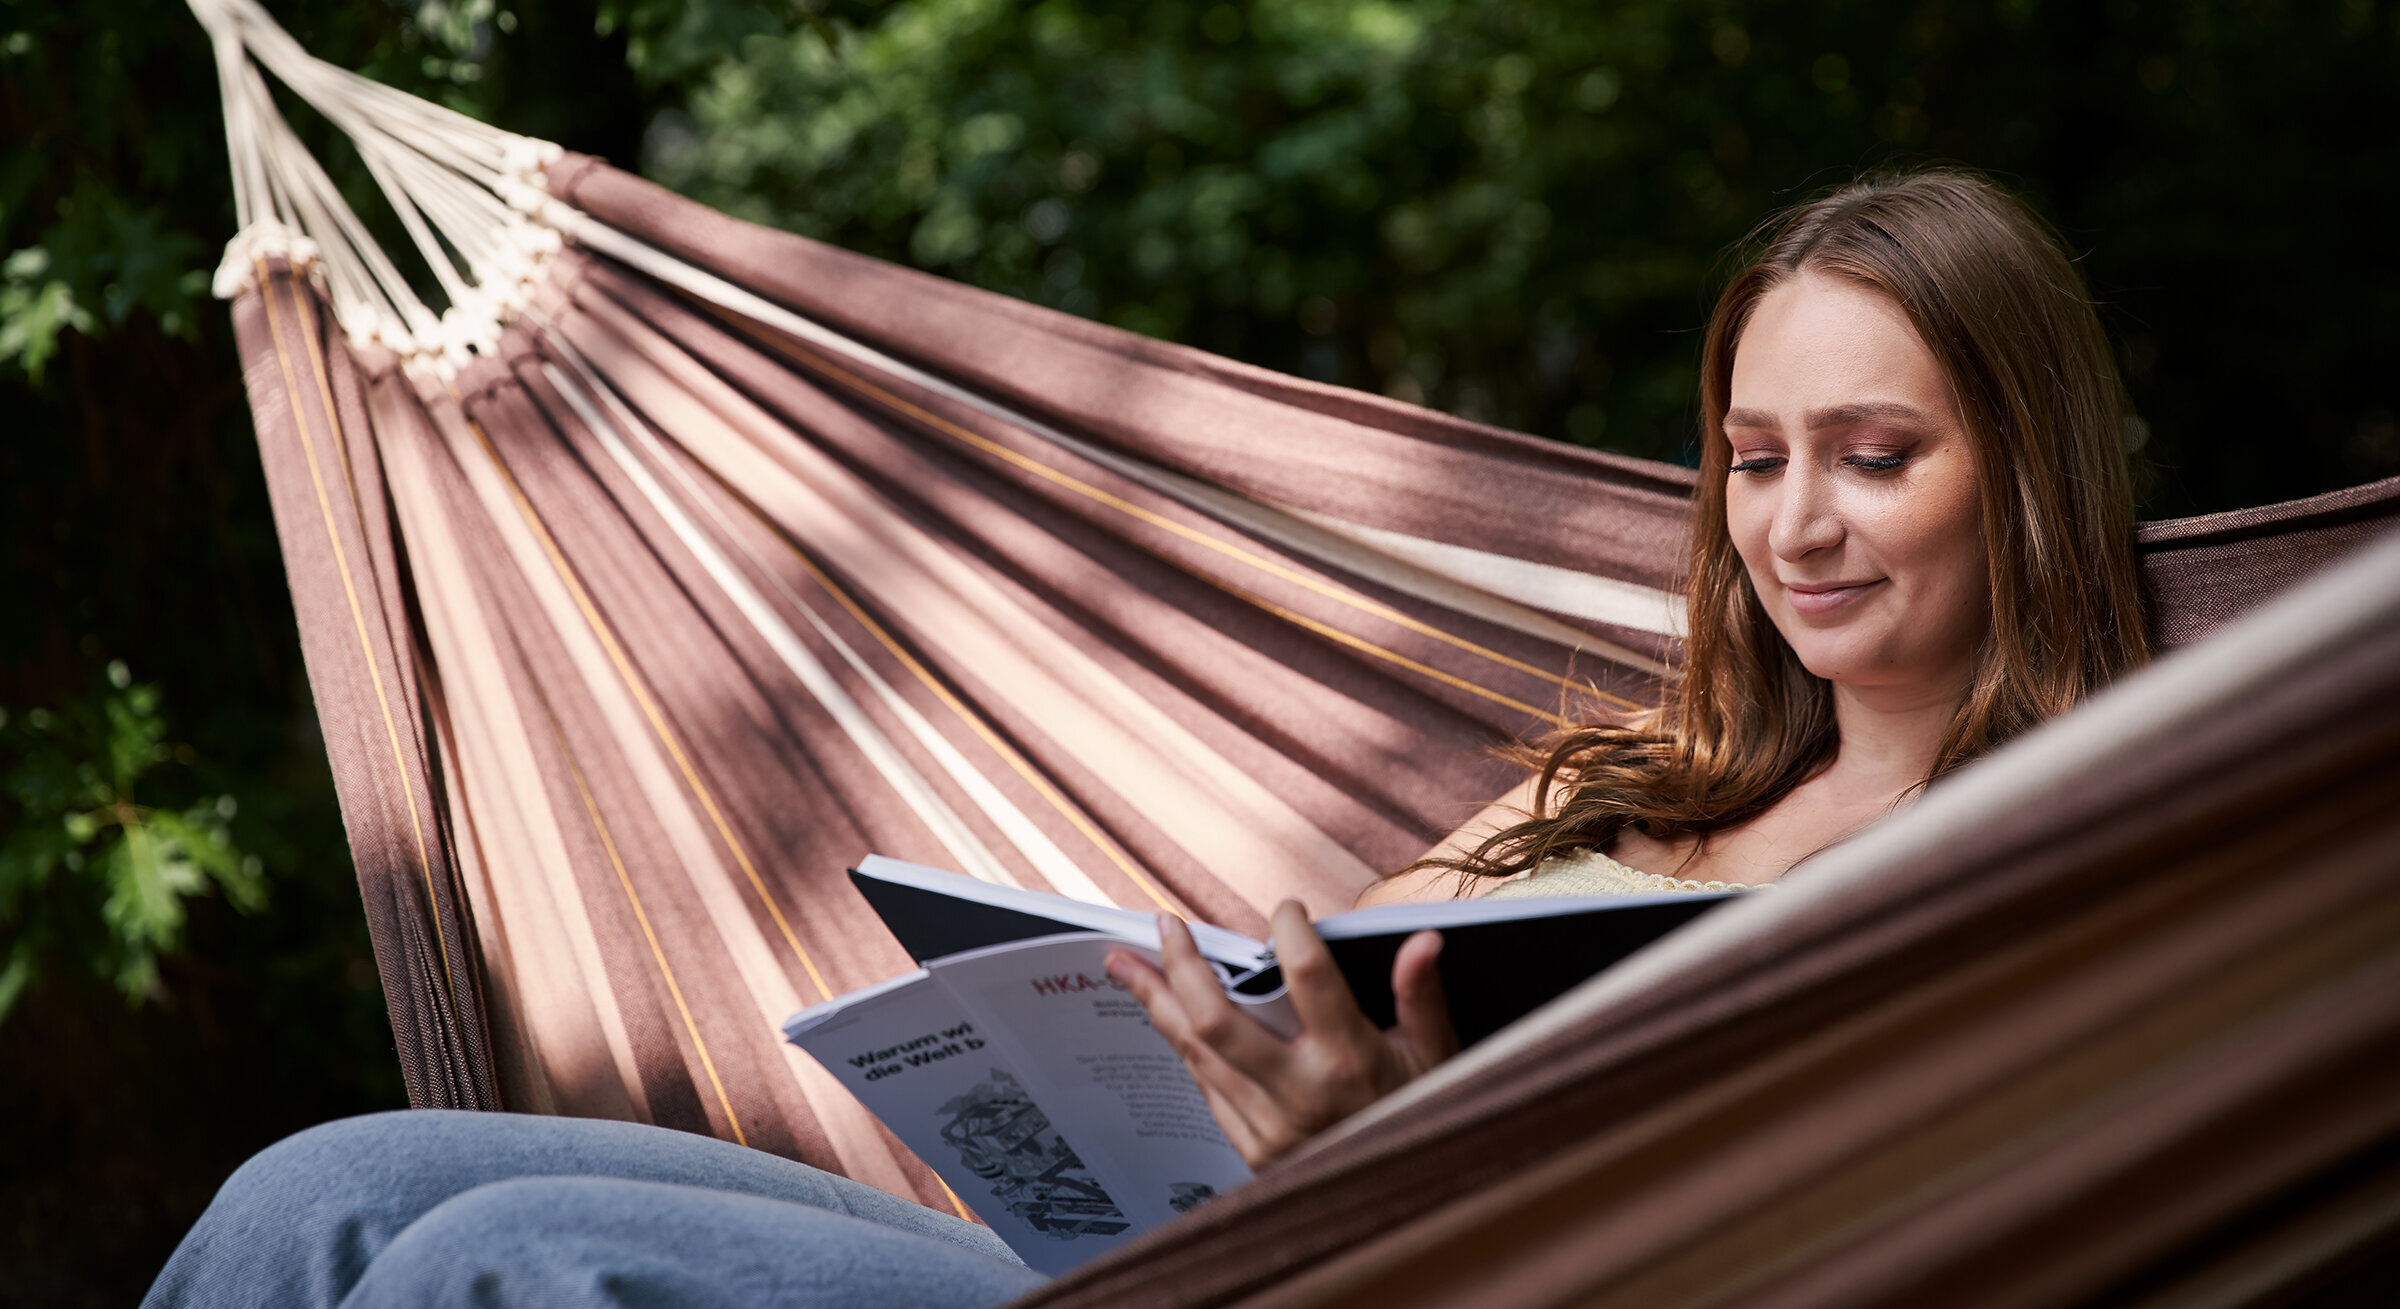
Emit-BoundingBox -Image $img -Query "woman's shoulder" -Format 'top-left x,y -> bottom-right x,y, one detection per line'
1482,846 -> 1758,899
1357,775 -> 1552,907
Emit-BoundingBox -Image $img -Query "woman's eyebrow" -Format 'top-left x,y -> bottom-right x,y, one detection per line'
1806,401 -> 1929,429
1723,407 -> 1779,430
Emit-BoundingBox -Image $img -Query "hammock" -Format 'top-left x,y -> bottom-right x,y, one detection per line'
193,1 -> 2400,1299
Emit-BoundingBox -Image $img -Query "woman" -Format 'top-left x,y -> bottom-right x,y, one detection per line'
1107,164 -> 2150,1166
144,167 -> 2148,1308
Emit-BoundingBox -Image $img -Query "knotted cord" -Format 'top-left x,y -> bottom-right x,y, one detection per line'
189,0 -> 565,377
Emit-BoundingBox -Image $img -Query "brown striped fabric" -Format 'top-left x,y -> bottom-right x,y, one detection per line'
228,155 -> 2400,1286
237,161 -> 1700,1204
232,260 -> 497,1112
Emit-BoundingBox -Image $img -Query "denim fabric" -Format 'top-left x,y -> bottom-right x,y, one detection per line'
142,1110 -> 1047,1309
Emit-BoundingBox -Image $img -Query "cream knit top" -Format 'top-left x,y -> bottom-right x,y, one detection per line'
1481,846 -> 1760,899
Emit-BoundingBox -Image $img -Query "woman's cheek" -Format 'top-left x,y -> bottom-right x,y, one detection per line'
1723,486 -> 1770,573
1912,479 -> 1990,664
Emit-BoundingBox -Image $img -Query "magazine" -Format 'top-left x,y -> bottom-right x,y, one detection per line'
782,855 -> 1738,1272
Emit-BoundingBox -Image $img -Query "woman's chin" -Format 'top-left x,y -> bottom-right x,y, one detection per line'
1787,640 -> 1897,687
1772,604 -> 1886,675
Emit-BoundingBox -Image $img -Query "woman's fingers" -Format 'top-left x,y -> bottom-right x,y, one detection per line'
1267,900 -> 1374,1042
1191,1079 -> 1268,1164
1107,948 -> 1244,1080
1107,945 -> 1297,1166
1154,914 -> 1289,1071
1108,907 -> 1461,1169
1260,901 -> 1413,1132
1389,930 -> 1459,1072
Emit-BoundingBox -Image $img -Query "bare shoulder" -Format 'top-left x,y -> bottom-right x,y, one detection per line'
1354,773 -> 1548,907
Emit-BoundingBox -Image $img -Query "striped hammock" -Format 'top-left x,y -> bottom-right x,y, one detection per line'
194,0 -> 2400,1301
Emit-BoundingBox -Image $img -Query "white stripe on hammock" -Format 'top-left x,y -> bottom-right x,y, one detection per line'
545,345 -> 1121,908
551,210 -> 1683,662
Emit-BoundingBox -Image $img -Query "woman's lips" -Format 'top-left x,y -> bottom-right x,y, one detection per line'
1783,579 -> 1884,615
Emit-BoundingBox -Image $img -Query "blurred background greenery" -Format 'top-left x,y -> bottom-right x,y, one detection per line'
3,0 -> 2396,1301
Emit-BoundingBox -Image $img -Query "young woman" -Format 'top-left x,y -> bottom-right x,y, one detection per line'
1107,166 -> 2150,1166
144,167 -> 2149,1308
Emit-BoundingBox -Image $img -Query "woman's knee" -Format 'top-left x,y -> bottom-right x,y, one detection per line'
212,1111 -> 471,1217
218,1109 -> 694,1215
347,1176 -> 1042,1309
340,1179 -> 619,1308
197,1109 -> 656,1272
149,1113 -> 513,1309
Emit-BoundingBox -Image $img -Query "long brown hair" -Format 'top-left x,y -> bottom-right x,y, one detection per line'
1437,167 -> 2152,881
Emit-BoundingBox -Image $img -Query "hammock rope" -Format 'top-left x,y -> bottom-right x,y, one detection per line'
192,0 -> 563,368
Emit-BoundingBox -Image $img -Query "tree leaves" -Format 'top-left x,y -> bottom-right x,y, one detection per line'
0,664 -> 266,1024
629,0 -> 2400,499
0,248 -> 95,383
6,0 -> 2395,502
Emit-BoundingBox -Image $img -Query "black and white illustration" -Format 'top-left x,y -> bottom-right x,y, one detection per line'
1166,1182 -> 1218,1214
937,1069 -> 1130,1240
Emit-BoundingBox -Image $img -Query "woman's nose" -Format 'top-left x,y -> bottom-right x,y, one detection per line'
1768,464 -> 1845,560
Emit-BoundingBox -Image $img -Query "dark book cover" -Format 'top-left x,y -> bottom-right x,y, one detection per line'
850,868 -> 1124,963
1237,896 -> 1732,1047
851,858 -> 1736,1050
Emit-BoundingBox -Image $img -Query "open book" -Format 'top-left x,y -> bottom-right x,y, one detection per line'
782,855 -> 1737,1273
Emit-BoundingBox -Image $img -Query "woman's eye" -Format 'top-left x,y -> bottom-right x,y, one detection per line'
1843,452 -> 1909,473
1727,456 -> 1785,475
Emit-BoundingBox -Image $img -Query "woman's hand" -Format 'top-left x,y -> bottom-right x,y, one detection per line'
1104,900 -> 1459,1168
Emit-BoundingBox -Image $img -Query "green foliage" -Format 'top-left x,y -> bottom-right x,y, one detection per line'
645,0 -> 1714,439
0,0 -> 650,1070
0,0 -> 650,386
598,0 -> 791,85
0,3 -> 250,385
0,247 -> 95,382
0,664 -> 266,1023
5,0 -> 2397,503
634,0 -> 2400,495
0,12 -> 213,382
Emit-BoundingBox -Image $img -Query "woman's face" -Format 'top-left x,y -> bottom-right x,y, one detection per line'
1723,270 -> 1989,705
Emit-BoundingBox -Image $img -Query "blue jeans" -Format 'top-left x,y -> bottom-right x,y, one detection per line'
142,1110 -> 1048,1309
